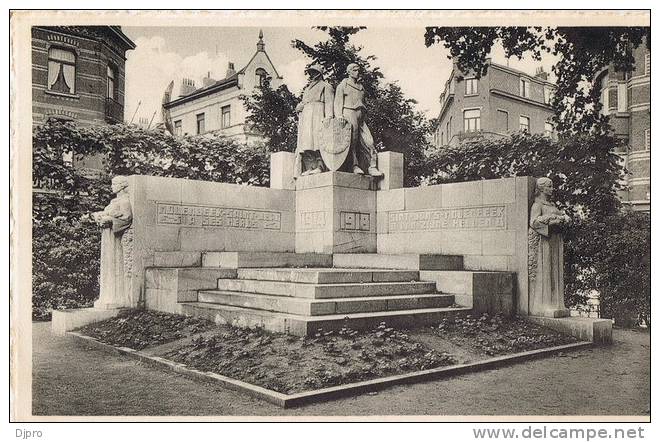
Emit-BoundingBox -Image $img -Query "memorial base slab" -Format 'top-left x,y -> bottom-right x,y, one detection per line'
51,307 -> 123,336
527,316 -> 613,344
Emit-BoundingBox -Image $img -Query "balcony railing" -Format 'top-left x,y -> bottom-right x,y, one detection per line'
105,97 -> 124,123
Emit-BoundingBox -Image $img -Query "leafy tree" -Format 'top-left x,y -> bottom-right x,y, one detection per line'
293,26 -> 433,186
424,26 -> 650,135
241,77 -> 300,153
567,212 -> 650,327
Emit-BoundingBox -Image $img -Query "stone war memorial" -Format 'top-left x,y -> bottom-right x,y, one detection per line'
52,66 -> 613,346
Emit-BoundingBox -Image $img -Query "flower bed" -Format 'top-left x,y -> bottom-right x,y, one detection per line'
76,310 -> 579,395
75,309 -> 215,350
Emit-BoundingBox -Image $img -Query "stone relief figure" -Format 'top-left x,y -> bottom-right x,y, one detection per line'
294,64 -> 335,177
528,177 -> 571,318
92,176 -> 133,309
334,63 -> 383,177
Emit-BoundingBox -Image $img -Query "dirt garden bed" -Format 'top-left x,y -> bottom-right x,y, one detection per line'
75,310 -> 579,395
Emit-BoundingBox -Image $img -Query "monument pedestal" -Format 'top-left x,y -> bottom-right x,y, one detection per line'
295,172 -> 377,254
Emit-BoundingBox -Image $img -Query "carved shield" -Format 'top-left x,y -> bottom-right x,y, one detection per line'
316,118 -> 352,171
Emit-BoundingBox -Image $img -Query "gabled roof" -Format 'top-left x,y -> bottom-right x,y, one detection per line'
163,73 -> 239,109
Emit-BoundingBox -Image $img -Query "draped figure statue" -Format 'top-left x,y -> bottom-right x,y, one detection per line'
92,176 -> 133,309
528,177 -> 571,317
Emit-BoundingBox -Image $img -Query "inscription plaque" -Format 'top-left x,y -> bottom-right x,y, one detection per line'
298,211 -> 326,231
156,203 -> 281,230
389,206 -> 506,232
340,211 -> 370,231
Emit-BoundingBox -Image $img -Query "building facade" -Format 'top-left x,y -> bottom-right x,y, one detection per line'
597,43 -> 650,212
433,60 -> 556,147
163,30 -> 283,142
32,26 -> 136,127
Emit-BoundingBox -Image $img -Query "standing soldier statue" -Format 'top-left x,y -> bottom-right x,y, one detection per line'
334,63 -> 383,176
294,64 -> 335,177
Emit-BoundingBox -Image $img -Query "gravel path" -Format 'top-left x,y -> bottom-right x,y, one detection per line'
32,322 -> 650,417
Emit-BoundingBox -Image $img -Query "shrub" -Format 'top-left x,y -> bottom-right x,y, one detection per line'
567,211 -> 650,327
32,218 -> 101,320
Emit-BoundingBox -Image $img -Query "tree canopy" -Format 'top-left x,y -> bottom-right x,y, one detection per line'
240,77 -> 299,152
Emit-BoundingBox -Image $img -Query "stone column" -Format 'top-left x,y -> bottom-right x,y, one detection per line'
377,151 -> 404,190
270,152 -> 296,190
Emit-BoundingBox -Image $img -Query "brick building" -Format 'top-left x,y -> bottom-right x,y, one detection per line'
32,26 -> 136,127
433,60 -> 556,147
597,43 -> 650,212
163,30 -> 282,142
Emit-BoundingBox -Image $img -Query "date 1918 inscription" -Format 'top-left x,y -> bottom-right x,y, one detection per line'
389,206 -> 506,232
157,203 -> 281,230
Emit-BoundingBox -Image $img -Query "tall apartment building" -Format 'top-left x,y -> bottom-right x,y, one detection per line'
163,30 -> 283,142
433,60 -> 556,148
597,43 -> 650,212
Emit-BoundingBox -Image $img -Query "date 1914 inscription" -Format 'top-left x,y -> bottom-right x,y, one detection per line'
157,203 -> 281,230
389,206 -> 506,232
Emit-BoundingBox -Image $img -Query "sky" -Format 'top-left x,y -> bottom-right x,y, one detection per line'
122,26 -> 557,125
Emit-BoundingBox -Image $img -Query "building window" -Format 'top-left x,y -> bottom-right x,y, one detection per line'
221,105 -> 231,129
497,109 -> 508,132
463,109 -> 481,133
543,85 -> 554,105
447,116 -> 452,140
645,53 -> 650,75
519,78 -> 530,98
465,78 -> 478,95
196,113 -> 205,135
48,47 -> 76,94
255,68 -> 268,87
107,65 -> 116,99
617,83 -> 627,113
544,122 -> 554,138
174,120 -> 182,136
519,115 -> 530,132
440,131 -> 444,145
645,129 -> 650,151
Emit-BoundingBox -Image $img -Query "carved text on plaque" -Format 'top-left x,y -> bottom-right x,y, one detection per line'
389,206 -> 506,232
156,203 -> 281,230
340,211 -> 370,231
298,211 -> 326,231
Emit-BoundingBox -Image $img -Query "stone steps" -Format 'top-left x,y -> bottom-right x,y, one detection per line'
197,290 -> 455,316
202,251 -> 333,269
180,302 -> 470,337
332,253 -> 464,270
236,268 -> 420,284
214,278 -> 437,299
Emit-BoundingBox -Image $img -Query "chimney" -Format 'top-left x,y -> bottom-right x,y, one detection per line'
535,66 -> 549,81
202,71 -> 216,87
226,62 -> 236,78
256,29 -> 265,52
179,78 -> 196,96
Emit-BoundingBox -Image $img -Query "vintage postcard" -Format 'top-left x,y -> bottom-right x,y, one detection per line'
9,9 -> 652,428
